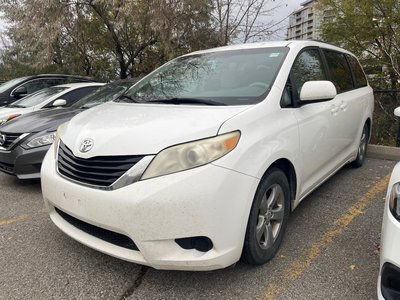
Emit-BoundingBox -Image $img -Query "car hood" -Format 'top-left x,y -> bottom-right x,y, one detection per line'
0,108 -> 81,134
62,102 -> 250,157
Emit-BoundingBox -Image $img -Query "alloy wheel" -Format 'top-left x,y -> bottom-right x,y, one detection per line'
256,184 -> 285,250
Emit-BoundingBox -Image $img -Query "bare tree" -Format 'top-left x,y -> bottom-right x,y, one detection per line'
212,0 -> 284,45
0,0 -> 219,79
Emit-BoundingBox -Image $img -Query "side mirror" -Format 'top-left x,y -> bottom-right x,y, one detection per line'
394,107 -> 400,117
13,86 -> 28,98
52,99 -> 67,107
300,81 -> 337,102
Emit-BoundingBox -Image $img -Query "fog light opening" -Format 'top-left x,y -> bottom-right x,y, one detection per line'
175,236 -> 213,252
381,263 -> 400,300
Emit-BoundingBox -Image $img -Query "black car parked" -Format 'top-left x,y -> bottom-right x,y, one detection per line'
0,78 -> 138,179
0,74 -> 94,106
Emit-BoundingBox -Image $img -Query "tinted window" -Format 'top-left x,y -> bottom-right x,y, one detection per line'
324,50 -> 354,93
43,78 -> 68,86
280,80 -> 294,108
121,47 -> 289,106
18,79 -> 51,94
291,49 -> 327,97
57,86 -> 100,106
346,55 -> 368,88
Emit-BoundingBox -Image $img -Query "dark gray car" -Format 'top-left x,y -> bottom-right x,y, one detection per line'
0,78 -> 138,179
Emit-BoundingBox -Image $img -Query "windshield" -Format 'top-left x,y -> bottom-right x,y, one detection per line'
120,47 -> 289,106
72,82 -> 131,109
0,77 -> 30,94
10,86 -> 67,108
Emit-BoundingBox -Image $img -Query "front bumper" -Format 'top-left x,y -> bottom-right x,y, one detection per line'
378,199 -> 400,299
41,147 -> 260,271
0,144 -> 50,179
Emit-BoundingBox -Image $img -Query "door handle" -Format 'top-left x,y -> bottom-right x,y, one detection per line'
330,105 -> 339,114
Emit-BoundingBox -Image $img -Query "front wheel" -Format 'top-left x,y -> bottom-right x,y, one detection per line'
351,123 -> 368,168
242,168 -> 290,265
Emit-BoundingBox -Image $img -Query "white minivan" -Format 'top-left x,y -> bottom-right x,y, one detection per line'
41,41 -> 373,271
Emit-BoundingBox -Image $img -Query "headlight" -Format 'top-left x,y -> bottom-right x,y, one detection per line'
26,132 -> 56,148
141,131 -> 240,180
7,114 -> 21,122
390,182 -> 400,220
0,114 -> 21,125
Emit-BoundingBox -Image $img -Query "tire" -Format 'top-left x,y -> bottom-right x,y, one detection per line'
350,123 -> 368,168
242,168 -> 290,265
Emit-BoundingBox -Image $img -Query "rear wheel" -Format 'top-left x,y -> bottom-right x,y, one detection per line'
242,168 -> 290,265
351,123 -> 368,168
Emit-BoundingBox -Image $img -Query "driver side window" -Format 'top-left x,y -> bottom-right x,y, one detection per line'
291,49 -> 327,98
17,79 -> 49,94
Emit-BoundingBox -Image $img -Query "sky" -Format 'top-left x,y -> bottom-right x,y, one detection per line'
271,0 -> 306,39
276,0 -> 305,20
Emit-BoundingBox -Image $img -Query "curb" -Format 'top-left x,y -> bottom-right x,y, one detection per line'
367,144 -> 400,161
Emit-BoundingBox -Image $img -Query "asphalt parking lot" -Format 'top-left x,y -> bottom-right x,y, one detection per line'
0,157 -> 397,299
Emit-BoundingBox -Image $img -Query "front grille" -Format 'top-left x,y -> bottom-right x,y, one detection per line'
55,207 -> 139,251
0,132 -> 21,150
57,141 -> 144,187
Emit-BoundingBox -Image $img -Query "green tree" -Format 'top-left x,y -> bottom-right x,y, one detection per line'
318,0 -> 400,89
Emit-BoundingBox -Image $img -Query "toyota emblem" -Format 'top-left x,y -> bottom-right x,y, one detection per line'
79,138 -> 94,153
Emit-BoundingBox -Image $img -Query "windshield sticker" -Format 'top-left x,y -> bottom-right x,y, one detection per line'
269,53 -> 280,58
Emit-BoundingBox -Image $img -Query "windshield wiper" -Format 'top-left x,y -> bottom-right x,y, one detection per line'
116,94 -> 142,103
146,97 -> 226,106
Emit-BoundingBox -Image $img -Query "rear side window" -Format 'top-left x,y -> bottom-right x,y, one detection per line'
291,48 -> 327,97
346,55 -> 368,88
323,50 -> 354,93
18,79 -> 50,94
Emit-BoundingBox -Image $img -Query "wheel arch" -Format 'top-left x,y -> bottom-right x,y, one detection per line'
263,158 -> 297,211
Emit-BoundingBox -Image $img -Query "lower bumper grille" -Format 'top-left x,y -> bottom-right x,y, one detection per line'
0,161 -> 14,174
55,207 -> 139,251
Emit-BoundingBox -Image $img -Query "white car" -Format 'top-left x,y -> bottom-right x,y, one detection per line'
41,40 -> 374,271
378,108 -> 400,300
0,82 -> 104,124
